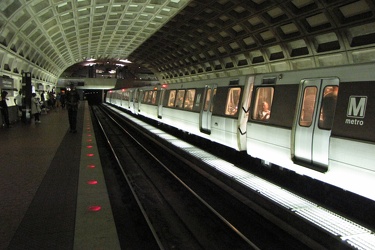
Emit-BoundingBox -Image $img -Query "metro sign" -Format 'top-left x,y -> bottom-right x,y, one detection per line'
346,96 -> 367,126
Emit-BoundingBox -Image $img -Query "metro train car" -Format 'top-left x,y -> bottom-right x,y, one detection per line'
107,77 -> 252,151
106,63 -> 375,202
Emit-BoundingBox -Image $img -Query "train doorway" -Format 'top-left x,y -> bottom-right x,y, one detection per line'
199,84 -> 217,134
293,78 -> 339,172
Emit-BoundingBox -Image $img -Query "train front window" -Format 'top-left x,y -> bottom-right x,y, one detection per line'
299,87 -> 317,127
252,87 -> 274,121
319,86 -> 338,130
225,87 -> 241,116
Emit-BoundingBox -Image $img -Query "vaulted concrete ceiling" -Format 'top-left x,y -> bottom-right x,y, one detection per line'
1,0 -> 375,85
134,0 -> 375,83
0,0 -> 190,83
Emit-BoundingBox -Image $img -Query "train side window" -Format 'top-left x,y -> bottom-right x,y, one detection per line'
210,88 -> 217,112
147,91 -> 152,103
319,86 -> 339,129
194,92 -> 202,110
204,89 -> 212,111
151,91 -> 157,105
299,87 -> 317,127
252,87 -> 274,121
167,90 -> 176,107
175,90 -> 185,108
143,91 -> 149,103
134,91 -> 139,102
135,92 -> 138,102
225,87 -> 241,116
184,89 -> 195,110
148,91 -> 153,103
162,90 -> 167,106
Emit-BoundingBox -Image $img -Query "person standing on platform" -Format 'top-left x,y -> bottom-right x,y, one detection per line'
60,91 -> 66,109
40,91 -> 46,111
14,90 -> 23,116
66,83 -> 80,133
0,91 -> 10,128
55,92 -> 61,109
31,93 -> 41,124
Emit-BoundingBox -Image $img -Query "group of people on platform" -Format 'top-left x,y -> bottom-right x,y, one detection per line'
39,90 -> 67,111
1,83 -> 80,132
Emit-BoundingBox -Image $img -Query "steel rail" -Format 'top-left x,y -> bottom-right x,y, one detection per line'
98,105 -> 261,250
91,106 -> 165,250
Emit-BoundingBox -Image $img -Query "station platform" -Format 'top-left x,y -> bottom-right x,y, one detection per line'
0,101 -> 120,249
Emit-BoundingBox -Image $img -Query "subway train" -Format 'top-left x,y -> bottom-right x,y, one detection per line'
106,63 -> 375,202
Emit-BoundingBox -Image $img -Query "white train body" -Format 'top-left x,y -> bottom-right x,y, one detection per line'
106,63 -> 375,202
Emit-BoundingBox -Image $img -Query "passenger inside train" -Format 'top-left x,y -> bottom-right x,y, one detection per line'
168,91 -> 176,107
225,87 -> 241,116
258,101 -> 271,120
184,89 -> 195,110
252,86 -> 273,121
319,86 -> 339,129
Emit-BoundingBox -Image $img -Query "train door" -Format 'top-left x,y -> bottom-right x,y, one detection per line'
200,85 -> 217,134
138,90 -> 144,113
157,88 -> 165,119
133,89 -> 140,115
237,76 -> 254,151
119,91 -> 123,106
129,90 -> 134,111
124,90 -> 130,109
293,78 -> 339,172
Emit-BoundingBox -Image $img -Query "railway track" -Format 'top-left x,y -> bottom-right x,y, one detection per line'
91,104 -> 314,249
90,104 -> 369,249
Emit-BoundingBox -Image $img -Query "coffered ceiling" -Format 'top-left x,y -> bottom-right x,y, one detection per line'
0,0 -> 189,83
1,0 -> 375,84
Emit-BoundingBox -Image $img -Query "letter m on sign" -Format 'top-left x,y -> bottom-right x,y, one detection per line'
347,96 -> 367,118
